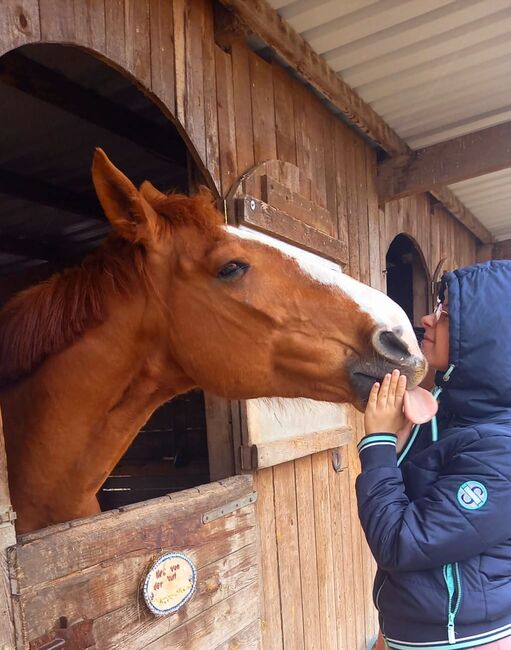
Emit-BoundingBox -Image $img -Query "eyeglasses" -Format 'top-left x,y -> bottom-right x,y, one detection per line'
434,300 -> 449,322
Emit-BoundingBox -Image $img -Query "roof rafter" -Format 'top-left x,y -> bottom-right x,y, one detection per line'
377,122 -> 511,203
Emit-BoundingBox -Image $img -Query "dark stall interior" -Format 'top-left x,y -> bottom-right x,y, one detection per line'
386,233 -> 430,341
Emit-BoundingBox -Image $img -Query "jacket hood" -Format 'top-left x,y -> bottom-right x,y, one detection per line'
437,260 -> 511,423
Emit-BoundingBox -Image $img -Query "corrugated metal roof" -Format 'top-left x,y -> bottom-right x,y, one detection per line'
269,0 -> 511,242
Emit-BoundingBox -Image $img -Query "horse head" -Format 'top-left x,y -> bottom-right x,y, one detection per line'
92,149 -> 427,411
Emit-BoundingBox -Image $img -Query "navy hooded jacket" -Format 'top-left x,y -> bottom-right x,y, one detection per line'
356,260 -> 511,649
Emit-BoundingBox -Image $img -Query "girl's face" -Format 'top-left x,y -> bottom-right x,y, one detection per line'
421,298 -> 450,371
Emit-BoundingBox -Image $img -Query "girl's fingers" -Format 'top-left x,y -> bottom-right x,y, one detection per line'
388,369 -> 400,404
368,382 -> 380,405
395,374 -> 407,405
378,373 -> 391,405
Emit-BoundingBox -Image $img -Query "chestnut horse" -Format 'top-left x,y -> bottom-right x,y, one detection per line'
0,150 -> 427,534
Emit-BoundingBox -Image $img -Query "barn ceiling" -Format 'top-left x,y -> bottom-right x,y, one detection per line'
268,0 -> 511,242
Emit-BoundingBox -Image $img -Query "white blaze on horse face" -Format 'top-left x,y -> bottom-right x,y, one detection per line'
226,226 -> 422,357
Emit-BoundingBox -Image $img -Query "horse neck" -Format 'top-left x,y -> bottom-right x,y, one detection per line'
2,291 -> 195,522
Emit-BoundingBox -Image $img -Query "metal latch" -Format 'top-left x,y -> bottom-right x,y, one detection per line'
202,491 -> 257,524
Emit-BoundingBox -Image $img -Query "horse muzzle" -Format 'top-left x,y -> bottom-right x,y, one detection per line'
349,325 -> 428,404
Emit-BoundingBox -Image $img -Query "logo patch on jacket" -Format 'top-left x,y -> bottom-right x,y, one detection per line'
457,480 -> 488,510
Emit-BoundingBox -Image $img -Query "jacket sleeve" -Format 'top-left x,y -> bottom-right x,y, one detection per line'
355,431 -> 511,572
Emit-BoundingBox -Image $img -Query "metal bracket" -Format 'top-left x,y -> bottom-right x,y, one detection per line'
0,506 -> 16,526
202,491 -> 257,524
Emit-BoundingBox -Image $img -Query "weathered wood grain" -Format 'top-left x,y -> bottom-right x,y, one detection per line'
215,45 -> 238,194
244,427 -> 352,471
149,0 -> 176,117
262,176 -> 334,237
0,0 -> 40,56
236,197 -> 348,265
0,411 -> 16,647
13,476 -> 253,587
273,461 -> 304,649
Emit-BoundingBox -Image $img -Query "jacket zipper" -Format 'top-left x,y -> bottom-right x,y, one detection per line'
443,562 -> 462,644
375,576 -> 387,612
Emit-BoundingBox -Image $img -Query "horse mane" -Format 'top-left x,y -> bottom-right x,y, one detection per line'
0,237 -> 149,388
0,190 -> 223,389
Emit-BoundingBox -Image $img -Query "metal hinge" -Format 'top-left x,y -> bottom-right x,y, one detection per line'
202,491 -> 257,524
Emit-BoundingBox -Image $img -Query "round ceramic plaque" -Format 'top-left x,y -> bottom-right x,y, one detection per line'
143,552 -> 197,616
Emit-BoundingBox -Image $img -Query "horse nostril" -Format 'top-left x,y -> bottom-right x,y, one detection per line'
373,327 -> 411,362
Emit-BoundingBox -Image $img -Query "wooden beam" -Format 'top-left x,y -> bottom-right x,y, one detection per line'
429,187 -> 493,244
0,52 -> 187,168
0,168 -> 101,220
378,122 -> 511,202
236,196 -> 348,264
216,0 -> 408,156
217,0 -> 493,245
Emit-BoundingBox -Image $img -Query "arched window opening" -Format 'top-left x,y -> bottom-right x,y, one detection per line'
386,234 -> 430,338
0,43 -> 212,513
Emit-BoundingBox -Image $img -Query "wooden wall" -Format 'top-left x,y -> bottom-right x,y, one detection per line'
1,1 -> 480,648
494,238 -> 511,260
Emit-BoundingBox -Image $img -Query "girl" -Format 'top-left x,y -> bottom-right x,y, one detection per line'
357,260 -> 511,649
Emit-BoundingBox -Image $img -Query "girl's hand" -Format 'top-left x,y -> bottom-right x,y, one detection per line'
364,370 -> 408,435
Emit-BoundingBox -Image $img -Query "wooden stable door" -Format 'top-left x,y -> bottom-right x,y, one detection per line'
3,453 -> 260,648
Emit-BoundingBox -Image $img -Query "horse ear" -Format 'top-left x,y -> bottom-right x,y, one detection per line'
92,148 -> 158,243
139,180 -> 166,205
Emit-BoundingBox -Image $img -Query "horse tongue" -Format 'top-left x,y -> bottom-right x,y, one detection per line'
404,387 -> 438,424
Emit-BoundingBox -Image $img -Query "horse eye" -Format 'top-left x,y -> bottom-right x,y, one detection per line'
217,261 -> 249,281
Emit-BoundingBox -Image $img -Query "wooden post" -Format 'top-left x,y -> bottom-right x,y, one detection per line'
0,410 -> 16,647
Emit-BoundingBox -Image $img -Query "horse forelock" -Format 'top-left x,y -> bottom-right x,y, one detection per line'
0,237 -> 147,389
147,189 -> 223,238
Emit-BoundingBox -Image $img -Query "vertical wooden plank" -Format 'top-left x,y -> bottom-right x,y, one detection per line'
430,204 -> 441,276
215,46 -> 238,194
345,130 -> 360,280
125,0 -> 151,90
105,0 -> 126,67
184,0 -> 206,166
273,462 -> 304,650
272,63 -> 297,166
249,51 -> 277,163
322,110 -> 338,238
202,0 -> 221,193
294,456 -> 321,650
366,146 -> 383,291
347,413 -> 368,650
73,0 -> 106,52
328,459 -> 349,650
334,122 -> 350,254
306,97 -> 327,208
0,0 -> 40,56
417,194 -> 432,275
149,0 -> 176,117
355,140 -> 370,287
204,394 -> 234,481
173,0 -> 186,127
0,412 -> 16,647
39,0 -> 75,40
293,84 -> 312,199
254,468 -> 283,650
231,40 -> 255,175
312,451 -> 337,650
